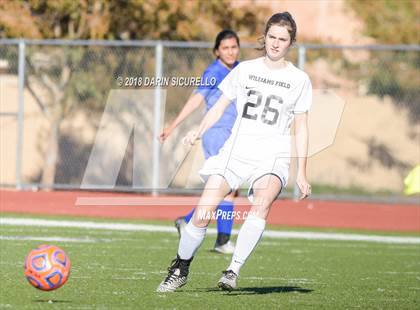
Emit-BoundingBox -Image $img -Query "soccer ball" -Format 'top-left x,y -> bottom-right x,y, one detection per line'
24,245 -> 71,291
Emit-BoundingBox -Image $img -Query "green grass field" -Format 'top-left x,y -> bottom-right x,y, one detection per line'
0,214 -> 419,309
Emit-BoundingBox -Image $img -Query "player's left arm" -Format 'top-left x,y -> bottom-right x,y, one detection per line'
294,112 -> 311,199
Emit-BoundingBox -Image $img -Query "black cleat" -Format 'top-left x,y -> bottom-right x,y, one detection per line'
217,270 -> 237,291
156,255 -> 193,292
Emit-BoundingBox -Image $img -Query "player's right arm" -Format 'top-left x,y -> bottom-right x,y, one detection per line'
159,92 -> 205,143
183,94 -> 231,145
183,64 -> 239,145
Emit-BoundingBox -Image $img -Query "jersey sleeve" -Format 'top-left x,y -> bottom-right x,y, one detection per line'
293,76 -> 312,113
195,68 -> 216,99
218,64 -> 240,101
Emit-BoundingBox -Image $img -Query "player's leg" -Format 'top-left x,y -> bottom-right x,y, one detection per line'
202,128 -> 237,252
157,175 -> 231,292
174,129 -> 226,236
176,191 -> 237,255
218,174 -> 282,291
174,209 -> 194,237
213,189 -> 237,253
179,175 -> 231,258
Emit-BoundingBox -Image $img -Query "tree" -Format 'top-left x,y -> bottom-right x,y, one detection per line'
348,0 -> 419,44
1,0 -> 266,41
347,0 -> 420,122
0,0 -> 267,186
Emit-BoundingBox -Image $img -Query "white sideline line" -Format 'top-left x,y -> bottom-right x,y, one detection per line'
75,196 -> 251,206
1,218 -> 419,245
262,231 -> 420,244
0,235 -> 98,243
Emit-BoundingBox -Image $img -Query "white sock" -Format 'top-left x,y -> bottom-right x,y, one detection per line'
177,221 -> 206,260
227,214 -> 266,275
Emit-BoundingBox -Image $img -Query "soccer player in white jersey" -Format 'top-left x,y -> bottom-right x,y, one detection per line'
157,12 -> 312,293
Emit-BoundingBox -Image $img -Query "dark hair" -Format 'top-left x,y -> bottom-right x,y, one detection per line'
259,12 -> 297,49
213,29 -> 240,54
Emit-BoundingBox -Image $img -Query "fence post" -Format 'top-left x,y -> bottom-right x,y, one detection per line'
293,45 -> 307,200
298,44 -> 306,70
152,41 -> 163,195
16,39 -> 26,190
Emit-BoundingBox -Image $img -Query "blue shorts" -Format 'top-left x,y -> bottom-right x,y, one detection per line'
202,127 -> 231,159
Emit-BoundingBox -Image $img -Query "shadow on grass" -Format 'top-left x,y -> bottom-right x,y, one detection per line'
230,286 -> 313,295
33,299 -> 72,303
197,286 -> 313,295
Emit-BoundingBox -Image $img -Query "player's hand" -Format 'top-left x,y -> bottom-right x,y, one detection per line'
159,128 -> 171,143
296,174 -> 311,200
182,130 -> 200,146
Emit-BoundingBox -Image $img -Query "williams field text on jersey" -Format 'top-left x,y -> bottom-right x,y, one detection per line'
249,74 -> 291,89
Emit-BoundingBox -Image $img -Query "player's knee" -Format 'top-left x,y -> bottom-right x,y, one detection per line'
253,203 -> 271,213
192,209 -> 212,227
192,217 -> 210,228
225,190 -> 236,201
252,190 -> 277,206
250,195 -> 273,218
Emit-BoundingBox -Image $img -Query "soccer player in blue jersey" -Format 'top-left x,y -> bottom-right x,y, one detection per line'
159,30 -> 240,254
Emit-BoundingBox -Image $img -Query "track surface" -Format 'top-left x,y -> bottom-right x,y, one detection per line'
1,189 -> 419,232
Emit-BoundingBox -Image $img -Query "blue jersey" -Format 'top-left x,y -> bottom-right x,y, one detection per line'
196,59 -> 238,159
196,59 -> 238,130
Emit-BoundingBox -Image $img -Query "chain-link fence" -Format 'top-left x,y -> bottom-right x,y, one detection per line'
301,45 -> 419,201
0,39 -> 419,201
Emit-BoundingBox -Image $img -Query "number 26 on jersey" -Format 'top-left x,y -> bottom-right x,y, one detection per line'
242,90 -> 283,125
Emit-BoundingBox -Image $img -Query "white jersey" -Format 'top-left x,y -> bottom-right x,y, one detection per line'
218,57 -> 312,161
